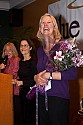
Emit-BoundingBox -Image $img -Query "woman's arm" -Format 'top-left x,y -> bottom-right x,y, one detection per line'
34,66 -> 77,86
12,57 -> 20,78
43,71 -> 61,80
42,67 -> 77,81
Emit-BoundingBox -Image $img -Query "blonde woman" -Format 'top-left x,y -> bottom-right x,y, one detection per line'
0,42 -> 20,78
0,42 -> 21,125
34,13 -> 77,125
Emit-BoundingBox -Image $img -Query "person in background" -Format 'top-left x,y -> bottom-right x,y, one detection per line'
0,42 -> 20,78
34,13 -> 77,125
13,38 -> 37,125
0,42 -> 21,125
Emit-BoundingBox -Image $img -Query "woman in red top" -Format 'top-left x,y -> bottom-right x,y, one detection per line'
0,42 -> 21,125
0,42 -> 20,78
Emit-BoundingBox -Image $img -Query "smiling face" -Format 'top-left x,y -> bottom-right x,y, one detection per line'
20,40 -> 32,56
4,46 -> 13,59
40,15 -> 54,38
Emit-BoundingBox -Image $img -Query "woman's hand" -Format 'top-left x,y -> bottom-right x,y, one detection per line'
12,79 -> 16,84
12,79 -> 23,86
34,70 -> 48,87
16,80 -> 23,86
34,70 -> 61,85
0,63 -> 6,69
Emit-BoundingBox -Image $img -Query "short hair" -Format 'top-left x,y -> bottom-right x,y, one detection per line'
37,13 -> 61,42
2,42 -> 18,58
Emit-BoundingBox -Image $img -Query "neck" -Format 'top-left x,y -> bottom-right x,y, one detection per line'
23,54 -> 31,61
44,40 -> 56,52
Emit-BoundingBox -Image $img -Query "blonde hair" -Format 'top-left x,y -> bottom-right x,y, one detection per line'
37,13 -> 61,42
2,42 -> 18,58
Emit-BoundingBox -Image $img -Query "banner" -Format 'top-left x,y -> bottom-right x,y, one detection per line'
48,0 -> 83,49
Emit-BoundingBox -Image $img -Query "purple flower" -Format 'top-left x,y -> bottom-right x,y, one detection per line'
46,37 -> 83,71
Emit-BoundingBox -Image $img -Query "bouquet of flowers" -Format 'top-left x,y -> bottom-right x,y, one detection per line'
26,37 -> 83,99
46,37 -> 83,72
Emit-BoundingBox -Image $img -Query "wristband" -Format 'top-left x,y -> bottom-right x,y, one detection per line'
49,72 -> 52,80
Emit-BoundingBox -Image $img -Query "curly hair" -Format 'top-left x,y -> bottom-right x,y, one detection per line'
37,13 -> 61,42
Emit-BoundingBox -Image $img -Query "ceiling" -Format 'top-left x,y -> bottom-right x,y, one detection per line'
0,0 -> 36,11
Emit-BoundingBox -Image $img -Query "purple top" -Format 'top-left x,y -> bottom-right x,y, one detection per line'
37,43 -> 77,99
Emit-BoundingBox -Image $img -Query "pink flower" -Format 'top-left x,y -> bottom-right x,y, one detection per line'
54,51 -> 64,61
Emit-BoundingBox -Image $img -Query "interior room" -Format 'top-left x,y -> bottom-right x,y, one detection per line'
0,0 -> 83,125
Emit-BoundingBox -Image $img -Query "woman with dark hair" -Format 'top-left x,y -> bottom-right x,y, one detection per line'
13,38 -> 37,125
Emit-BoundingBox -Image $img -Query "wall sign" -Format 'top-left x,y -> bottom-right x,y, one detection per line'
48,0 -> 83,49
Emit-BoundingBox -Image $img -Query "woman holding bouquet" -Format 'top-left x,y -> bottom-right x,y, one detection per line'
34,13 -> 77,125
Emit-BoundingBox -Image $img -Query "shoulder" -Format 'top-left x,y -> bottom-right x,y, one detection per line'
13,56 -> 20,63
55,39 -> 67,47
37,46 -> 43,50
37,47 -> 44,54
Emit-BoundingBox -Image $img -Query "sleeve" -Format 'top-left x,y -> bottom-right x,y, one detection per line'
61,66 -> 78,81
12,57 -> 20,79
37,47 -> 45,73
37,47 -> 43,59
23,79 -> 36,87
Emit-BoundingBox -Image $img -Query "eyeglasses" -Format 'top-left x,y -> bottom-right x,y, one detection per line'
20,44 -> 29,48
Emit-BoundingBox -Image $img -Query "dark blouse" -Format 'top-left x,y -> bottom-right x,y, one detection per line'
18,58 -> 37,95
